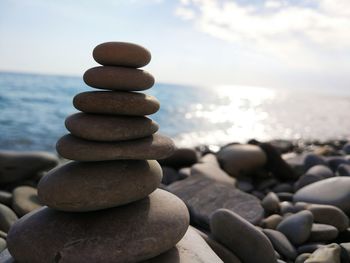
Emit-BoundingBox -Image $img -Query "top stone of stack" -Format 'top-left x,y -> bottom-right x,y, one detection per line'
93,42 -> 151,68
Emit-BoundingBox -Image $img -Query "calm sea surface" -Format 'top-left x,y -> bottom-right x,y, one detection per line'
1,71 -> 350,152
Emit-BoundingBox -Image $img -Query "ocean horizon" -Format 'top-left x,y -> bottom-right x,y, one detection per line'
1,70 -> 350,152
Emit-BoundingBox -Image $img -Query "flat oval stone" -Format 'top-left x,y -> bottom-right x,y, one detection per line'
12,186 -> 41,217
211,209 -> 277,263
294,177 -> 350,213
56,133 -> 175,161
309,223 -> 339,242
277,211 -> 314,245
305,243 -> 341,263
262,229 -> 297,260
65,113 -> 159,142
143,227 -> 223,263
7,189 -> 189,263
93,42 -> 151,68
73,91 -> 160,116
38,160 -> 162,212
84,66 -> 154,91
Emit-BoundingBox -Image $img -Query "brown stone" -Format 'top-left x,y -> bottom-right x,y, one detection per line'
143,227 -> 223,263
56,133 -> 175,161
12,186 -> 41,217
93,42 -> 151,68
73,91 -> 160,116
7,189 -> 189,263
65,113 -> 159,142
38,160 -> 162,212
83,66 -> 154,91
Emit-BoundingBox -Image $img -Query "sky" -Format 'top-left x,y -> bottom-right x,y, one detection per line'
0,0 -> 350,91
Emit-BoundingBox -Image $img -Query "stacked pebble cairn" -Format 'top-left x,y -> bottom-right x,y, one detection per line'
6,42 -> 190,262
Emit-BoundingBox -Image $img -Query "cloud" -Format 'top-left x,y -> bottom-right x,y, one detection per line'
175,0 -> 350,71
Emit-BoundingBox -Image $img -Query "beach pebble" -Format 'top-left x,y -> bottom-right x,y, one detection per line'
7,189 -> 189,263
304,154 -> 328,171
283,152 -> 307,176
337,164 -> 350,176
196,230 -> 242,263
12,186 -> 41,217
298,243 -> 325,254
0,191 -> 12,207
144,227 -> 223,263
306,204 -> 349,232
0,204 -> 17,232
161,166 -> 187,185
56,133 -> 175,161
326,156 -> 350,171
276,192 -> 294,202
272,183 -> 294,193
280,201 -> 297,215
158,148 -> 198,169
295,165 -> 334,190
261,192 -> 280,215
309,223 -> 338,242
0,238 -> 6,252
211,209 -> 277,263
262,214 -> 283,229
305,243 -> 341,263
295,253 -> 311,263
191,162 -> 236,186
262,229 -> 297,260
73,91 -> 160,116
84,66 -> 154,91
277,210 -> 313,245
217,144 -> 267,177
93,42 -> 151,68
167,176 -> 264,229
0,230 -> 7,239
38,160 -> 161,212
294,177 -> 350,213
65,113 -> 158,141
0,151 -> 58,184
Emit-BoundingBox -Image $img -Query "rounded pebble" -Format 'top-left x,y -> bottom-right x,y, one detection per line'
38,160 -> 162,211
12,186 -> 41,217
83,66 -> 154,91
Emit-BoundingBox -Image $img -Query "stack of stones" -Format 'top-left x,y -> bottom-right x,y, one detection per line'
6,42 -> 190,262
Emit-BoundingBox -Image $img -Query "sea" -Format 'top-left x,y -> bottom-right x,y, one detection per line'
1,71 -> 350,152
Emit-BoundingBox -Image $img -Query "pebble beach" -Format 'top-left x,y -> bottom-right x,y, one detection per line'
1,42 -> 350,263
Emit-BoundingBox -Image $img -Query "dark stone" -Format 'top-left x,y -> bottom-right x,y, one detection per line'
158,148 -> 198,170
262,229 -> 297,260
161,166 -> 187,185
337,164 -> 350,177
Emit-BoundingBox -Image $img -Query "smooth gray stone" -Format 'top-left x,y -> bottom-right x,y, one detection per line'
295,165 -> 334,190
262,214 -> 283,229
38,160 -> 161,212
295,253 -> 311,263
306,204 -> 349,232
262,229 -> 297,260
0,249 -> 15,262
276,192 -> 293,202
262,192 -> 280,215
196,231 -> 242,263
305,243 -> 341,263
211,209 -> 277,263
294,177 -> 350,214
12,186 -> 41,217
326,156 -> 350,171
7,189 -> 189,263
0,151 -> 58,184
255,178 -> 279,191
167,176 -> 264,229
280,201 -> 297,215
337,164 -> 350,177
283,152 -> 307,176
217,144 -> 267,177
190,162 -> 236,186
309,223 -> 338,242
143,227 -> 223,263
272,183 -> 294,193
0,204 -> 18,232
277,211 -> 313,245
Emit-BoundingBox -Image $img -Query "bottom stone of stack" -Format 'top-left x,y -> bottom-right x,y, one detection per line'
143,226 -> 223,263
7,189 -> 189,263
